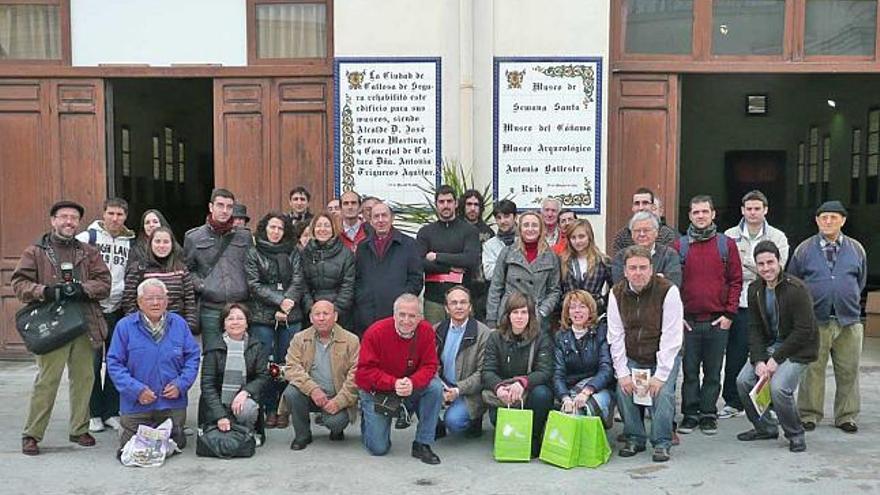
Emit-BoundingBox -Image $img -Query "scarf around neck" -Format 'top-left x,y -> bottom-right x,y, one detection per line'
497,230 -> 516,246
524,240 -> 539,263
687,223 -> 717,243
207,214 -> 234,236
221,333 -> 248,405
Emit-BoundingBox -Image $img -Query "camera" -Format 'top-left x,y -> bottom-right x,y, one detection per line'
59,262 -> 80,299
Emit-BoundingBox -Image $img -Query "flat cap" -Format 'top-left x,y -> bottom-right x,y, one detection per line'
815,200 -> 847,217
50,200 -> 84,218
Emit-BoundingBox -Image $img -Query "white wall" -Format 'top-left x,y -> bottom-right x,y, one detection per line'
71,0 -> 247,66
337,0 -> 611,247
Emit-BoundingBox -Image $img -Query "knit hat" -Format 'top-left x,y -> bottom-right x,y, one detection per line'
49,200 -> 84,218
815,200 -> 847,217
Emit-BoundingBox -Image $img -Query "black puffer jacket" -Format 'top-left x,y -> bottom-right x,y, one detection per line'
482,330 -> 554,392
301,236 -> 355,314
245,239 -> 304,326
198,337 -> 270,426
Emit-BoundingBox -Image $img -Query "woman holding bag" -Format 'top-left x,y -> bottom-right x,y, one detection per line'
553,290 -> 616,428
245,212 -> 304,429
199,303 -> 270,446
482,292 -> 554,458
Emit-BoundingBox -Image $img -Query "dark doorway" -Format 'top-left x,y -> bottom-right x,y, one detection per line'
722,150 -> 786,228
107,78 -> 213,241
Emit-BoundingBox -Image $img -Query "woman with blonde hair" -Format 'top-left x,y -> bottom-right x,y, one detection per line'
559,218 -> 612,315
300,211 -> 355,329
486,211 -> 561,330
553,290 -> 615,428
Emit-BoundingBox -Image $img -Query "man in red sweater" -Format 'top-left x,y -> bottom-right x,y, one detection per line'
356,294 -> 443,464
673,195 -> 743,436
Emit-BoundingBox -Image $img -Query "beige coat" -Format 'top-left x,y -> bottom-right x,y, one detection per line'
285,324 -> 360,422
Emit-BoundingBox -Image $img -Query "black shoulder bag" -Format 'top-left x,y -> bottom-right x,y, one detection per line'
373,332 -> 420,417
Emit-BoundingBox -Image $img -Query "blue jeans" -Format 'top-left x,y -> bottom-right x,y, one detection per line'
737,360 -> 807,440
199,305 -> 223,350
358,377 -> 444,455
90,311 -> 120,420
443,397 -> 474,434
617,357 -> 680,449
722,308 -> 750,410
567,388 -> 615,428
682,319 -> 729,420
250,322 -> 301,413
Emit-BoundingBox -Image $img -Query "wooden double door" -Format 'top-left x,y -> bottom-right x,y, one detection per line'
0,76 -> 332,357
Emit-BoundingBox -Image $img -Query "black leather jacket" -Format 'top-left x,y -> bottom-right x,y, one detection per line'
244,239 -> 304,326
301,237 -> 355,314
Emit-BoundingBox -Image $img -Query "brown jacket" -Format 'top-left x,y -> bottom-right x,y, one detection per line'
12,233 -> 111,349
285,324 -> 360,422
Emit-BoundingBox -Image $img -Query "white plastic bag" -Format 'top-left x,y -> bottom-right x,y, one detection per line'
120,418 -> 181,467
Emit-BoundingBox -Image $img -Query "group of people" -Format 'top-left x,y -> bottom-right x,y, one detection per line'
11,183 -> 866,466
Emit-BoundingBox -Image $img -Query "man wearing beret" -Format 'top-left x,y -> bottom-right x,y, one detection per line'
12,200 -> 112,456
788,200 -> 867,434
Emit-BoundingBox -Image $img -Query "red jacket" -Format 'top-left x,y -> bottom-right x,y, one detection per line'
673,235 -> 743,319
341,223 -> 370,253
355,317 -> 439,392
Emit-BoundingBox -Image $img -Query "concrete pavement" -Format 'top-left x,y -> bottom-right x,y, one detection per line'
1,338 -> 878,495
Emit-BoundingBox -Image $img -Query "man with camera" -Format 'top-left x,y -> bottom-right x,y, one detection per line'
355,294 -> 444,464
12,200 -> 112,456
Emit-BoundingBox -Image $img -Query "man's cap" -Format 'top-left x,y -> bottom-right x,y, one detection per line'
50,200 -> 84,218
232,202 -> 250,222
816,200 -> 847,217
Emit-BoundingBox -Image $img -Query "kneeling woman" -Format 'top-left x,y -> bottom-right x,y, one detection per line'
199,304 -> 271,444
553,290 -> 615,428
482,292 -> 554,458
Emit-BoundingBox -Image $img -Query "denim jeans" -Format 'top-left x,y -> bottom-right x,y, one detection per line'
250,322 -> 302,413
90,311 -> 121,420
737,360 -> 807,440
358,377 -> 444,455
284,385 -> 350,441
682,319 -> 729,420
199,305 -> 223,350
616,356 -> 680,450
721,308 -> 750,410
570,388 -> 615,427
443,397 -> 474,434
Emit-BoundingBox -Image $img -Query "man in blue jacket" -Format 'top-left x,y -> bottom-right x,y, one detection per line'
107,278 -> 201,451
788,201 -> 867,434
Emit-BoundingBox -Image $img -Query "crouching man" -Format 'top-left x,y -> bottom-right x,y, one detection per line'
283,300 -> 360,450
107,278 -> 201,452
355,294 -> 444,464
736,241 -> 818,452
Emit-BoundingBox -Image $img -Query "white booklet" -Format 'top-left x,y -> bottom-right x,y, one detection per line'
632,368 -> 652,406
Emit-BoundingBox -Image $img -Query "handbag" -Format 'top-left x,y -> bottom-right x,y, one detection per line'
372,332 -> 419,416
15,299 -> 87,355
196,424 -> 256,459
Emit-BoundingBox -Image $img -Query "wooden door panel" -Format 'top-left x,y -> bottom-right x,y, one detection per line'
277,111 -> 328,208
0,78 -> 105,357
608,73 -> 680,250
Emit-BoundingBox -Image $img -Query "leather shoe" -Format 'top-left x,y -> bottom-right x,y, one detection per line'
329,431 -> 345,441
69,433 -> 96,447
789,437 -> 807,452
265,413 -> 278,428
290,436 -> 312,450
275,414 -> 289,429
802,421 -> 816,431
411,442 -> 441,465
838,422 -> 858,433
736,429 -> 778,441
22,436 -> 39,456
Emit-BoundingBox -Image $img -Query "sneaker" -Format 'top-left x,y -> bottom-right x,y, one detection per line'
88,417 -> 105,432
104,416 -> 121,431
618,441 -> 646,457
255,436 -> 263,448
699,417 -> 718,435
652,447 -> 671,462
718,405 -> 745,419
411,441 -> 441,465
678,417 -> 699,434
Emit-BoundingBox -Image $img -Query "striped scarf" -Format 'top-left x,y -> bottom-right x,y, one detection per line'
221,333 -> 247,405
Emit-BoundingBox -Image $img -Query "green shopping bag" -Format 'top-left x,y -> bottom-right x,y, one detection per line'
539,411 -> 582,469
493,404 -> 533,462
575,416 -> 611,468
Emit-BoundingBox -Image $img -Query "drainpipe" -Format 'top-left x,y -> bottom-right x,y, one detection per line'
459,0 -> 474,176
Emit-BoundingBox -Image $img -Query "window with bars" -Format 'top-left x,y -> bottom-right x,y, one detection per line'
797,141 -> 806,207
121,126 -> 131,178
152,136 -> 160,180
868,108 -> 880,203
821,134 -> 831,203
808,126 -> 819,203
164,127 -> 174,182
178,141 -> 186,184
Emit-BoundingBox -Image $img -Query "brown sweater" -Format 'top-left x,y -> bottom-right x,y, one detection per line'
122,260 -> 199,333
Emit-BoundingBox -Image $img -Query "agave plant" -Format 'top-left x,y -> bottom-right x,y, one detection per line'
393,159 -> 495,235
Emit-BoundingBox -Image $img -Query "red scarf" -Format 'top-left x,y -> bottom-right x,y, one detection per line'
206,214 -> 234,236
524,240 -> 539,263
373,229 -> 394,259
